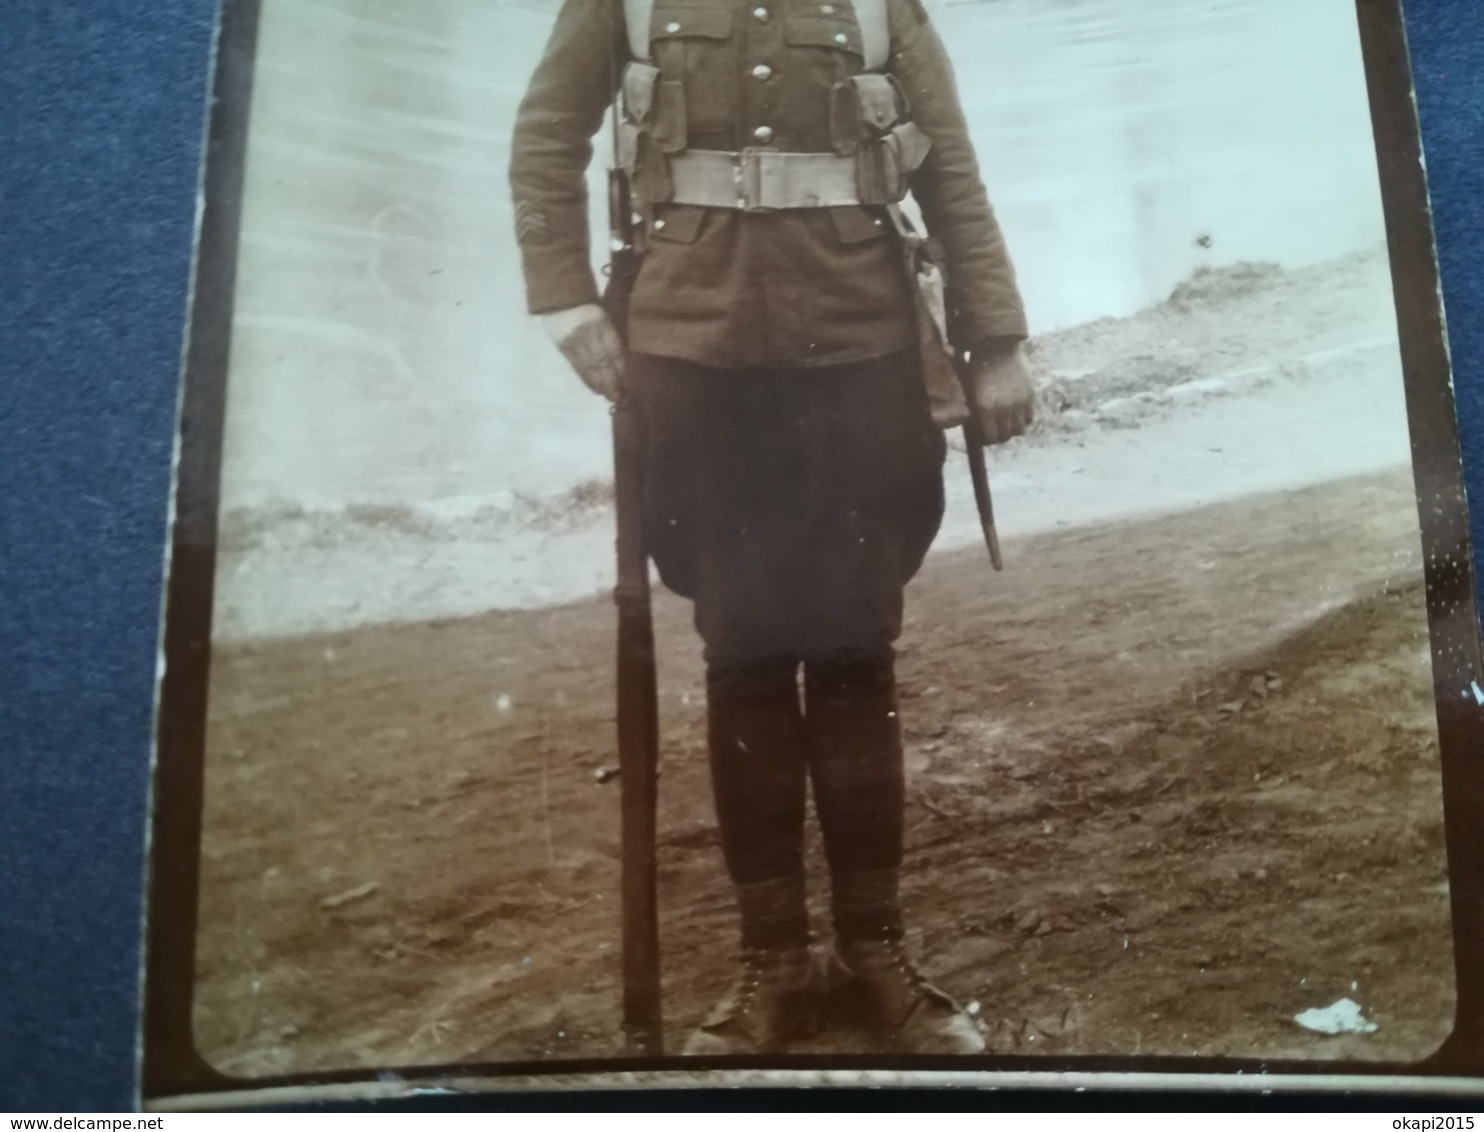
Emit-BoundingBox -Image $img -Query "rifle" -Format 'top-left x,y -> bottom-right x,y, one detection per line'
603,21 -> 665,1057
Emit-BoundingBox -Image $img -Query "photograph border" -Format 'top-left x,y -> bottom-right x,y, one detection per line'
139,0 -> 1484,1104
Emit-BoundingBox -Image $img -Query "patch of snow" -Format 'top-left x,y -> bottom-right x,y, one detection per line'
1293,998 -> 1378,1035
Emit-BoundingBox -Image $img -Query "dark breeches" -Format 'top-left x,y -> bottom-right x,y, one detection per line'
629,349 -> 945,668
629,350 -> 945,910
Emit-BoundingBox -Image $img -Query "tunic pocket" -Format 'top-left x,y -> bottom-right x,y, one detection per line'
649,6 -> 733,41
649,6 -> 736,134
650,204 -> 709,244
784,13 -> 865,63
827,205 -> 890,244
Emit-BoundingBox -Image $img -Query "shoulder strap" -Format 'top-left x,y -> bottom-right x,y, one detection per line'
851,0 -> 890,70
623,0 -> 655,60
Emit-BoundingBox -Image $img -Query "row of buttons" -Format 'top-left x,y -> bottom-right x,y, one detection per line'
753,4 -> 773,145
753,3 -> 839,19
662,2 -> 847,146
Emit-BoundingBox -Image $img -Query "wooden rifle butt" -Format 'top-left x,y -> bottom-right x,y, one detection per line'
610,376 -> 664,1054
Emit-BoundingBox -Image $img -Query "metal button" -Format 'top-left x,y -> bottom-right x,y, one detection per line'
752,5 -> 769,21
753,125 -> 774,143
821,3 -> 835,11
751,63 -> 772,80
665,19 -> 681,32
653,218 -> 667,231
631,210 -> 643,226
834,31 -> 848,44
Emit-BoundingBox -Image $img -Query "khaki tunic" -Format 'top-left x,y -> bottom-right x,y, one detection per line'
510,0 -> 1028,368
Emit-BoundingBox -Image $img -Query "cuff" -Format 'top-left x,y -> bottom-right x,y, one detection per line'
969,334 -> 1026,360
953,303 -> 1029,351
524,262 -> 602,316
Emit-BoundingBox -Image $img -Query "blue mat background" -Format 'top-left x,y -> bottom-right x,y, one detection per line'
0,0 -> 1480,1111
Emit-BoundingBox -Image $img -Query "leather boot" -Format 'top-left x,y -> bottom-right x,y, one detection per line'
827,933 -> 986,1055
683,945 -> 823,1055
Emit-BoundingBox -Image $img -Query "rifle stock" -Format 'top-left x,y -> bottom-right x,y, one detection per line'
605,164 -> 665,1056
611,398 -> 663,1056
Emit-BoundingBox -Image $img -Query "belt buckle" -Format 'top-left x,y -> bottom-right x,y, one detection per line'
735,147 -> 782,212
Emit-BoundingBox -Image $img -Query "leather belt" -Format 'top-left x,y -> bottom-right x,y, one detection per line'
666,148 -> 864,210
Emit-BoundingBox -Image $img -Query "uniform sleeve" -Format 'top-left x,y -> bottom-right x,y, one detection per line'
888,0 -> 1028,345
508,0 -> 620,315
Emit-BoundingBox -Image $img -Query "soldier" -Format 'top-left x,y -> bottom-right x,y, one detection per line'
510,0 -> 1033,1055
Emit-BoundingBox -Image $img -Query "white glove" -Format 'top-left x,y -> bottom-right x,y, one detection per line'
542,303 -> 624,402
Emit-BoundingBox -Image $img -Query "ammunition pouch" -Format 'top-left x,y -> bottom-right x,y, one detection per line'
618,61 -> 673,223
855,121 -> 931,204
829,73 -> 931,201
829,72 -> 905,152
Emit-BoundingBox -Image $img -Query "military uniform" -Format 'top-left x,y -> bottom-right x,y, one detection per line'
511,0 -> 1027,1054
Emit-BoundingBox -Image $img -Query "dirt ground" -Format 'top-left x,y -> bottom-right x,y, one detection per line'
193,467 -> 1454,1079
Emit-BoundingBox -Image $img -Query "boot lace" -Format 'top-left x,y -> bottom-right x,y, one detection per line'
878,930 -> 929,993
729,947 -> 771,1017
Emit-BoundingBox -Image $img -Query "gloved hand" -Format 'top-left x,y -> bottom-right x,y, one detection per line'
543,303 -> 624,402
966,340 -> 1035,445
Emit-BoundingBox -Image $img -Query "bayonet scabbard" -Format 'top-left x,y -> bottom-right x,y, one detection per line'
961,417 -> 1004,571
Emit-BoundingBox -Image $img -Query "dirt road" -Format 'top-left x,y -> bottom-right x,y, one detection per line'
194,467 -> 1453,1078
